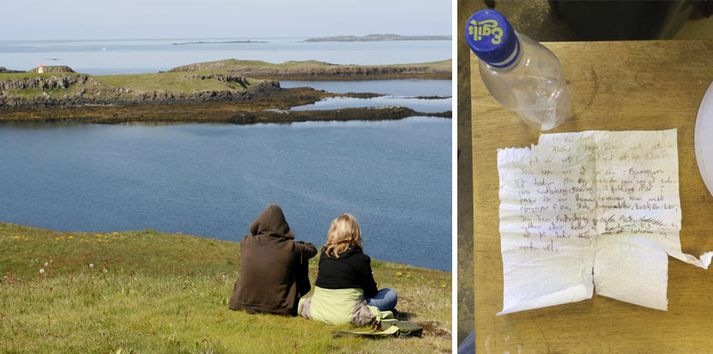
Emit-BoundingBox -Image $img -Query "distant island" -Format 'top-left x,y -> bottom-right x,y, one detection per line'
0,67 -> 23,74
168,58 -> 452,80
172,40 -> 268,45
304,34 -> 451,42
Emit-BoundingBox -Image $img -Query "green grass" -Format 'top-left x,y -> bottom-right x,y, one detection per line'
94,72 -> 254,94
169,58 -> 453,73
0,72 -> 82,80
0,71 -> 255,100
0,223 -> 451,353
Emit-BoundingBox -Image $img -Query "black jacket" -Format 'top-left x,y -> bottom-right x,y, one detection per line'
315,246 -> 378,298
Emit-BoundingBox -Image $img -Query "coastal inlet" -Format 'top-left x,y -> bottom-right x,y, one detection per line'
0,59 -> 452,270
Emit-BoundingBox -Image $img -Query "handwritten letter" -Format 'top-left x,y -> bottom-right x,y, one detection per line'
497,130 -> 712,314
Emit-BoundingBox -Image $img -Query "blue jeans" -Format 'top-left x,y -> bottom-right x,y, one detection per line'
366,288 -> 398,311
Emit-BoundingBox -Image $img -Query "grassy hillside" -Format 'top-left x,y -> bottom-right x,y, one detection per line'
168,59 -> 452,80
94,72 -> 251,93
0,71 -> 261,100
0,223 -> 451,353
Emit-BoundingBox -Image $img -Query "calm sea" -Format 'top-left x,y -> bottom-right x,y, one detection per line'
284,80 -> 452,113
0,117 -> 451,270
0,37 -> 451,74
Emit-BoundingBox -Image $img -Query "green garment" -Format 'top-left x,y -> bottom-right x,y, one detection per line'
301,286 -> 379,325
334,320 -> 424,338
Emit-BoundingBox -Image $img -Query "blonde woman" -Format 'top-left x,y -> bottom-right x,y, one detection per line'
298,213 -> 397,325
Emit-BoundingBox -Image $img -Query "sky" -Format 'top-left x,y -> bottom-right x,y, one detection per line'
0,0 -> 452,40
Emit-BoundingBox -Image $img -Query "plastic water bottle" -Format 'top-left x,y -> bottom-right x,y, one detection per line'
466,9 -> 570,131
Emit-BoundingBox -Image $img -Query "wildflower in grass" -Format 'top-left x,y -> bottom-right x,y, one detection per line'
89,263 -> 95,268
44,262 -> 49,267
39,268 -> 45,274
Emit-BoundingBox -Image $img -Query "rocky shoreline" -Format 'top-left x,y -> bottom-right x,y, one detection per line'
0,79 -> 282,109
0,102 -> 451,125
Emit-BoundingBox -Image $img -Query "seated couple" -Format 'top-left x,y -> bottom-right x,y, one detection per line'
228,204 -> 397,326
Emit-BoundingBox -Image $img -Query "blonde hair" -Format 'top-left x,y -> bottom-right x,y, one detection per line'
324,214 -> 363,257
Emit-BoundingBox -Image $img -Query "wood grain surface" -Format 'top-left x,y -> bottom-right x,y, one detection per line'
471,40 -> 713,353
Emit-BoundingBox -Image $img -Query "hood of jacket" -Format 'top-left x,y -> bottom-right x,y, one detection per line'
249,204 -> 294,239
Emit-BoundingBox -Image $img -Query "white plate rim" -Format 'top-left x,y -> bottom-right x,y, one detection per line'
694,81 -> 713,198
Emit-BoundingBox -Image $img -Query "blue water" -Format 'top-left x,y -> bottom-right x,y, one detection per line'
280,80 -> 452,97
291,96 -> 451,113
0,118 -> 451,270
0,38 -> 451,75
283,79 -> 452,113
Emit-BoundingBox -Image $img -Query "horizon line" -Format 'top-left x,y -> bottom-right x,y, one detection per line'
0,34 -> 453,42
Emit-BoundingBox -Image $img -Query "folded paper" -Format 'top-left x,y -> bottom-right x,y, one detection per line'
497,129 -> 712,314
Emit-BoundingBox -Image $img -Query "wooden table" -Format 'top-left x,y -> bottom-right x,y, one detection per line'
471,40 -> 713,353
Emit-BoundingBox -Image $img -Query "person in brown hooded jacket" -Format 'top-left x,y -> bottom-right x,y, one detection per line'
228,204 -> 317,315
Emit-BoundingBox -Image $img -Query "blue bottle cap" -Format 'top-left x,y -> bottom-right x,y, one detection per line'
465,9 -> 519,68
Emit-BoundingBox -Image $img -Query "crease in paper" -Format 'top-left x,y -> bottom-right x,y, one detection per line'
497,129 -> 711,315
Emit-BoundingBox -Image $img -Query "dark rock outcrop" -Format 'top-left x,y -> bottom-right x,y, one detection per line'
0,102 -> 451,125
187,73 -> 250,87
0,75 -> 89,90
0,80 -> 280,108
0,67 -> 23,73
